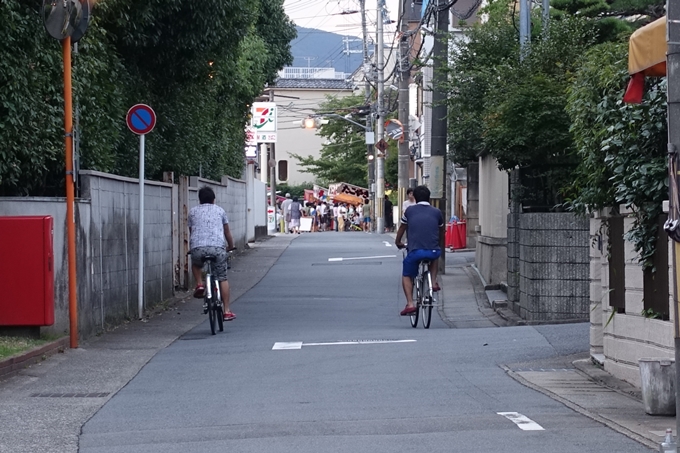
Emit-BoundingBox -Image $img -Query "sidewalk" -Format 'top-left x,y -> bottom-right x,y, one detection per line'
440,249 -> 676,450
0,233 -> 297,453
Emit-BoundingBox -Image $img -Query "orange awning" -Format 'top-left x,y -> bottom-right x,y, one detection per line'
628,17 -> 666,77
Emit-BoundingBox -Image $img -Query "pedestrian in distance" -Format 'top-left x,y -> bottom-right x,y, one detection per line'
188,186 -> 237,321
361,199 -> 371,232
289,197 -> 302,234
384,195 -> 394,232
394,185 -> 445,316
281,193 -> 293,234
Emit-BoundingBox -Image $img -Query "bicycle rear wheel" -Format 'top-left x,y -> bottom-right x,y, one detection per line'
215,300 -> 224,332
422,271 -> 433,329
410,276 -> 420,328
207,276 -> 217,335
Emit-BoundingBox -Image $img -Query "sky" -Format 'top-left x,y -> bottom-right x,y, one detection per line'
284,0 -> 402,38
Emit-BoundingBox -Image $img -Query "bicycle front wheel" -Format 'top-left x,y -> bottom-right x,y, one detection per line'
410,276 -> 420,328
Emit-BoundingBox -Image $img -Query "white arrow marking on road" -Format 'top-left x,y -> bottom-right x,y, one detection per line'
383,241 -> 392,247
497,412 -> 544,431
272,339 -> 416,350
328,255 -> 396,262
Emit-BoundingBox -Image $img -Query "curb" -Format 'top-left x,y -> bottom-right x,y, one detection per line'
0,336 -> 69,380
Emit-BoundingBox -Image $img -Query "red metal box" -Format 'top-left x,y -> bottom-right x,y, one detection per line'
0,216 -> 55,326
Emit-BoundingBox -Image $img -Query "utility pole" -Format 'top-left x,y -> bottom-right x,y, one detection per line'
375,0 -> 386,234
360,0 -> 376,231
397,0 -> 411,218
519,0 -> 531,57
269,90 -> 277,213
431,0 -> 449,269
542,0 -> 549,32
666,0 -> 680,439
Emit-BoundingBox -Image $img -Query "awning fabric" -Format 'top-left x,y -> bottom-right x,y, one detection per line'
628,17 -> 666,77
624,17 -> 666,103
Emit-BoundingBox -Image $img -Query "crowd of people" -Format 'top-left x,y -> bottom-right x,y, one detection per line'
279,194 -> 373,234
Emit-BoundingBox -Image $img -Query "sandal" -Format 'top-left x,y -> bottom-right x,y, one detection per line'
223,311 -> 236,321
193,285 -> 205,298
432,283 -> 441,292
400,306 -> 417,316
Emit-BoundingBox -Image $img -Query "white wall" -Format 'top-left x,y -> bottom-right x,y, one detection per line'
478,156 -> 508,238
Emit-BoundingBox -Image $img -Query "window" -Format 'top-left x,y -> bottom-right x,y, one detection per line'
278,160 -> 288,182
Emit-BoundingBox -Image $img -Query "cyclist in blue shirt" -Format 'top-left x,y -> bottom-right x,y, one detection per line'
395,185 -> 445,316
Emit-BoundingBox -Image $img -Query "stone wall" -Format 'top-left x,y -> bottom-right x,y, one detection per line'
508,212 -> 590,322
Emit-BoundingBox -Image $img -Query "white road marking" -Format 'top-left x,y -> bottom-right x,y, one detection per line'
272,339 -> 416,350
383,241 -> 393,247
328,255 -> 396,262
497,412 -> 545,431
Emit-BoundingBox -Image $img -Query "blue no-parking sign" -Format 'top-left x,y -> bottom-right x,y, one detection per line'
126,104 -> 156,135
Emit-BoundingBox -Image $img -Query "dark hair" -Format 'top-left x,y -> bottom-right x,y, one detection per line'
292,196 -> 299,202
413,185 -> 430,203
198,186 -> 216,204
406,188 -> 414,195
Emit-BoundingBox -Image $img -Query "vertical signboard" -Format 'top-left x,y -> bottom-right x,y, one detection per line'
251,102 -> 277,143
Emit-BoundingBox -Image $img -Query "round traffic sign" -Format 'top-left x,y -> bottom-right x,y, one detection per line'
126,104 -> 156,135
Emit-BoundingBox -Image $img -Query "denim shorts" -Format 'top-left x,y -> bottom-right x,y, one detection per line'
191,246 -> 228,281
402,249 -> 441,277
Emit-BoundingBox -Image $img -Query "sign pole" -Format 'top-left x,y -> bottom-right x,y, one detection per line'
63,36 -> 78,348
138,133 -> 145,320
125,104 -> 155,320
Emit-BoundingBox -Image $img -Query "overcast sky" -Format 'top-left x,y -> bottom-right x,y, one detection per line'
284,0 -> 402,38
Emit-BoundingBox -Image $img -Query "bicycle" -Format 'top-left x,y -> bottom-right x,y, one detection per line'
200,255 -> 224,335
401,249 -> 435,329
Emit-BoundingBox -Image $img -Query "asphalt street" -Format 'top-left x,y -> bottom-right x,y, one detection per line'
76,233 -> 652,453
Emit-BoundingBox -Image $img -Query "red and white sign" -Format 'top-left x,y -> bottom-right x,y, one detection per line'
126,104 -> 156,135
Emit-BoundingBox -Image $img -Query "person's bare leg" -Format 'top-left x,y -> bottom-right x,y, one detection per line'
219,279 -> 231,313
429,260 -> 439,289
192,264 -> 203,288
402,275 -> 414,308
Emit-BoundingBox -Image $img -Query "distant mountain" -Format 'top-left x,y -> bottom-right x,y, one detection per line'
290,26 -> 365,76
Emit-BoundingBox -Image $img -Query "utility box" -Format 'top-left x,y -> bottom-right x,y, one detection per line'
0,216 -> 54,326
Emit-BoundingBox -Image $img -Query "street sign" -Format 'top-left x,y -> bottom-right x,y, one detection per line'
126,104 -> 156,135
375,138 -> 388,153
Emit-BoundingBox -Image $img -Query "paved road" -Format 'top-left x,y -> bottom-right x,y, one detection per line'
79,233 -> 652,452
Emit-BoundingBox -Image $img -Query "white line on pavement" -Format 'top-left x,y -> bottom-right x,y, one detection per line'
272,339 -> 416,350
497,412 -> 545,431
328,255 -> 396,262
383,241 -> 392,247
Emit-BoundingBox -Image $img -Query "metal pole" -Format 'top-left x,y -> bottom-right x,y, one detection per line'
519,0 -> 531,57
269,90 -> 277,213
431,0 -> 449,271
667,0 -> 680,439
138,133 -> 145,320
360,0 -> 376,230
398,0 -> 411,220
63,36 -> 78,348
542,0 -> 549,32
376,0 -> 386,234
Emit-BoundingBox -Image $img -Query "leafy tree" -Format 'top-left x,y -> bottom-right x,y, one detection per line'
0,0 -> 296,195
566,43 -> 667,268
291,95 -> 373,187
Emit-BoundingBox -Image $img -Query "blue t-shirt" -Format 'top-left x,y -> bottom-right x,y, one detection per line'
401,202 -> 444,251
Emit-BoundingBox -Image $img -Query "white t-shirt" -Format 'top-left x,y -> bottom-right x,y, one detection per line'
188,203 -> 229,249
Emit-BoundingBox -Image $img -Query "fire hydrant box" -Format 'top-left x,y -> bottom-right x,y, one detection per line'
0,216 -> 55,326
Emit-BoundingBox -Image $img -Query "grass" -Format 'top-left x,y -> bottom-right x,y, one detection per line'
0,336 -> 51,360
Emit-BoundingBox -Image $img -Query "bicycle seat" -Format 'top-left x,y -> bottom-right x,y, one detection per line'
201,255 -> 217,263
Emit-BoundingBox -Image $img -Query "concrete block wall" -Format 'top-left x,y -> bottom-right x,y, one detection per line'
0,198 -> 92,338
81,171 -> 174,331
466,161 -> 479,249
589,216 -> 604,356
516,213 -> 590,322
506,212 -> 520,312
